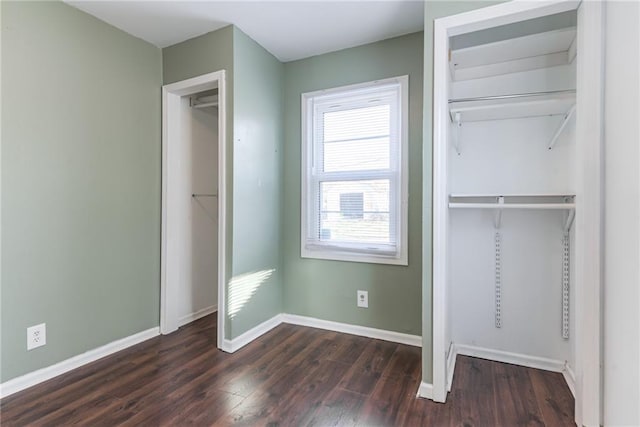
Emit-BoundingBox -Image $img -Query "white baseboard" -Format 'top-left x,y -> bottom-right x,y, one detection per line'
178,305 -> 217,327
221,313 -> 284,353
446,342 -> 458,392
281,314 -> 422,347
455,343 -> 565,373
1,313 -> 421,398
562,362 -> 576,397
444,344 -> 575,400
223,312 -> 421,350
0,327 -> 159,399
417,381 -> 433,399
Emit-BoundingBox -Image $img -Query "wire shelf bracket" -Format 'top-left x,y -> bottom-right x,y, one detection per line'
494,196 -> 505,229
548,104 -> 576,150
563,208 -> 576,233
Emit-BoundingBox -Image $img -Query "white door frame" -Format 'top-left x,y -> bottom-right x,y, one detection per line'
161,70 -> 227,351
431,1 -> 604,425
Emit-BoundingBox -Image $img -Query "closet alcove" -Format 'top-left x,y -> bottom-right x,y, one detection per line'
176,89 -> 220,327
434,7 -> 583,401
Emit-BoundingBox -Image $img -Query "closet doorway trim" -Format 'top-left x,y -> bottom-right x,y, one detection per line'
431,2 -> 604,426
161,70 -> 227,351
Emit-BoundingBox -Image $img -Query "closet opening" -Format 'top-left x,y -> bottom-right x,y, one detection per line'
161,71 -> 228,351
430,2 -> 604,426
180,88 -> 218,328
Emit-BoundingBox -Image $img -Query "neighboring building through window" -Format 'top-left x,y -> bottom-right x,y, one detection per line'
340,192 -> 364,219
301,76 -> 408,265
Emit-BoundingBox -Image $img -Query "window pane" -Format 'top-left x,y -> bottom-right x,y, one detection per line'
323,105 -> 390,142
319,180 -> 391,244
323,137 -> 389,172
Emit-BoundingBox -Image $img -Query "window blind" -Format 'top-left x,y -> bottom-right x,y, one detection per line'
302,78 -> 406,262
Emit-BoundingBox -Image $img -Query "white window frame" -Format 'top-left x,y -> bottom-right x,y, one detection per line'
300,76 -> 409,265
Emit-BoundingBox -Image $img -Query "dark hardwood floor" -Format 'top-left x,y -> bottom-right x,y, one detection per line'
0,315 -> 575,426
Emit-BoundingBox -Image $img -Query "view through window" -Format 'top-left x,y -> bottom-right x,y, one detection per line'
301,76 -> 408,265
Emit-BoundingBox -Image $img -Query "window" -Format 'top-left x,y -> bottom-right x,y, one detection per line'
301,76 -> 408,265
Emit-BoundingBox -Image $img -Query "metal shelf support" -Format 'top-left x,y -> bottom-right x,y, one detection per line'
495,231 -> 502,328
562,232 -> 570,339
564,208 -> 575,233
548,104 -> 576,150
453,112 -> 462,155
494,196 -> 504,229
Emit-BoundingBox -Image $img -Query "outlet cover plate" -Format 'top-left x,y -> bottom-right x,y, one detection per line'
357,290 -> 368,308
27,323 -> 46,350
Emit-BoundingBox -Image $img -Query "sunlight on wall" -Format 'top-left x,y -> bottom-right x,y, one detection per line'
228,269 -> 275,318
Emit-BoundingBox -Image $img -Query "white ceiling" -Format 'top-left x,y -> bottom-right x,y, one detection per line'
65,1 -> 425,62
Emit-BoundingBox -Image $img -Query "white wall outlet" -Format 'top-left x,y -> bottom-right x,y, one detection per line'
27,323 -> 46,350
357,290 -> 368,308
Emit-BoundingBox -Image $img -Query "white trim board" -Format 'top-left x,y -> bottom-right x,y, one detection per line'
418,382 -> 434,399
573,2 -> 605,425
178,305 -> 218,327
0,314 -> 421,399
454,344 -> 566,373
431,3 -> 603,424
282,314 -> 422,347
445,344 -> 576,398
446,343 -> 457,392
221,314 -> 284,353
161,69 -> 228,354
563,362 -> 576,398
0,327 -> 159,399
223,313 -> 422,352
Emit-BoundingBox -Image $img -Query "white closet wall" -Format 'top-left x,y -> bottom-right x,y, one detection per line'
177,96 -> 218,325
446,30 -> 577,371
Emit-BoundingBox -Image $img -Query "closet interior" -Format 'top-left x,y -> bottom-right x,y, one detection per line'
444,11 -> 578,391
176,88 -> 219,327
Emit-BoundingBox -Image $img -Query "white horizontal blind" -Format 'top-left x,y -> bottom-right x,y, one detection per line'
302,78 -> 406,262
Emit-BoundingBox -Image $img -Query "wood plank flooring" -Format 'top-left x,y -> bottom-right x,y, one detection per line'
0,315 -> 575,426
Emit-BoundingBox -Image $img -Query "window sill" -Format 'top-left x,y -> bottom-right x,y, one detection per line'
301,247 -> 408,266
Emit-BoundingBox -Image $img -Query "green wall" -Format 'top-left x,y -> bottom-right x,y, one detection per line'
421,0 -> 505,384
1,1 -> 162,382
282,32 -> 424,335
229,28 -> 284,338
1,0 -> 507,386
162,26 -> 285,340
162,26 -> 234,86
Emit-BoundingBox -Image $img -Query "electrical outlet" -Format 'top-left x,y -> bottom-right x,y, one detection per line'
357,290 -> 368,308
27,323 -> 46,350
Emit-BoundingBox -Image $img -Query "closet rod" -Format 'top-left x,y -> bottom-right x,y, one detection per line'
192,193 -> 217,198
449,89 -> 576,104
192,102 -> 218,109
